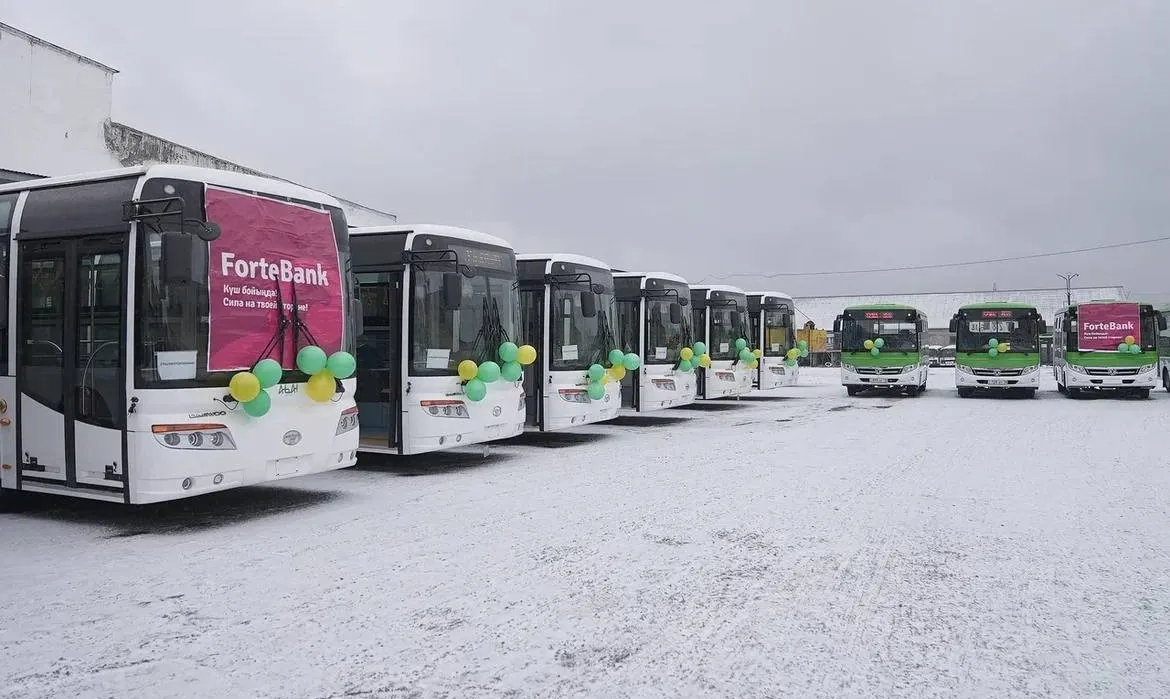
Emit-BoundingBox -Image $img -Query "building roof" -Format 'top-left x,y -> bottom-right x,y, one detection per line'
793,286 -> 1128,329
0,22 -> 118,74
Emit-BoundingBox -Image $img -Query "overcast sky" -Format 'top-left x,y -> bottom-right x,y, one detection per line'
5,0 -> 1170,296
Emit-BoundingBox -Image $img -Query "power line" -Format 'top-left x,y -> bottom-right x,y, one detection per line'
698,234 -> 1170,281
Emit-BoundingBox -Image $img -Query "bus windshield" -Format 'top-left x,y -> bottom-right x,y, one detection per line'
708,303 -> 747,359
840,316 -> 919,352
410,265 -> 518,374
957,309 -> 1039,353
644,290 -> 688,364
551,283 -> 618,371
763,307 -> 793,356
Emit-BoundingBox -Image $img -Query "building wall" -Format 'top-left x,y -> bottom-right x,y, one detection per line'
0,23 -> 120,175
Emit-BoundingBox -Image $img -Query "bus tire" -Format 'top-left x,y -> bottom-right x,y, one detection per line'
905,386 -> 920,397
1066,387 -> 1082,399
0,487 -> 23,513
957,387 -> 974,398
1163,368 -> 1169,392
846,385 -> 861,396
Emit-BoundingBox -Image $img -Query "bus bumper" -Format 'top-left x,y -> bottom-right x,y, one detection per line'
1064,365 -> 1157,391
955,366 -> 1041,390
841,365 -> 926,388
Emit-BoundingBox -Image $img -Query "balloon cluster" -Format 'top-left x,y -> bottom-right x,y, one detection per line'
594,348 -> 642,399
732,338 -> 760,369
227,346 -> 356,418
680,342 -> 713,372
1117,335 -> 1142,354
457,342 -> 537,402
986,338 -> 1011,357
785,339 -> 810,366
862,338 -> 885,356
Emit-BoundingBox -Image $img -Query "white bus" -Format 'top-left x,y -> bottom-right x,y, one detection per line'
349,225 -> 528,455
613,271 -> 697,412
516,254 -> 625,430
0,165 -> 360,507
689,285 -> 754,399
746,291 -> 799,390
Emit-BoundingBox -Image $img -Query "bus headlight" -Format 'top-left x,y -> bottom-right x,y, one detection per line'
901,364 -> 919,373
842,363 -> 855,372
335,405 -> 360,435
957,364 -> 973,374
152,424 -> 237,450
1067,364 -> 1086,374
1020,364 -> 1040,374
419,399 -> 469,418
1140,363 -> 1156,373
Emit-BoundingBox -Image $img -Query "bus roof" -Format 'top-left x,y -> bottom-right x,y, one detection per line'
843,302 -> 920,312
691,284 -> 746,295
958,301 -> 1038,311
0,163 -> 343,208
612,271 -> 689,285
350,224 -> 513,250
748,290 -> 794,301
516,252 -> 612,270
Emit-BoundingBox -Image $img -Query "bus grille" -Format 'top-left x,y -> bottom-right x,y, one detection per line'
1085,367 -> 1139,376
855,366 -> 903,375
972,367 -> 1024,377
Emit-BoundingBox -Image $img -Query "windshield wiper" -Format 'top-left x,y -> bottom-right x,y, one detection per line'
470,296 -> 511,363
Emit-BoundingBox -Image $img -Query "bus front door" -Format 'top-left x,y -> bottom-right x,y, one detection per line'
355,271 -> 402,452
16,235 -> 127,499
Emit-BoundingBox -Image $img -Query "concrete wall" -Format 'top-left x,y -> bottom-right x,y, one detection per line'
0,22 -> 396,226
0,23 -> 121,175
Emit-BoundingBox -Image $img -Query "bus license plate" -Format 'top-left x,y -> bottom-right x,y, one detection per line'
989,379 -> 1007,386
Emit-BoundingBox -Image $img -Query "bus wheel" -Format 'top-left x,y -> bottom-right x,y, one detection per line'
1057,381 -> 1066,394
1066,387 -> 1083,399
905,386 -> 920,397
957,387 -> 973,398
1163,369 -> 1170,392
846,385 -> 861,396
0,487 -> 23,513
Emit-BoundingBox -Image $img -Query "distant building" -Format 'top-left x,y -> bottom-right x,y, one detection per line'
0,21 -> 396,226
792,285 -> 1128,364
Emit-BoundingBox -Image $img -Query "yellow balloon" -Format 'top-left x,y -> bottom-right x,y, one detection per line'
786,348 -> 800,360
609,364 -> 627,381
752,348 -> 762,358
1125,335 -> 1135,345
306,370 -> 336,402
229,371 -> 261,403
749,359 -> 759,369
680,347 -> 694,361
699,354 -> 712,368
863,339 -> 874,350
457,359 -> 478,381
517,344 -> 537,365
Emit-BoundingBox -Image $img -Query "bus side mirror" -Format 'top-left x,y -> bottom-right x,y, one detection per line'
351,296 -> 365,337
1160,315 -> 1168,331
731,310 -> 742,326
160,231 -> 198,284
832,316 -> 842,333
668,302 -> 682,324
917,320 -> 927,333
580,291 -> 597,318
948,317 -> 957,333
1037,319 -> 1048,335
441,272 -> 463,310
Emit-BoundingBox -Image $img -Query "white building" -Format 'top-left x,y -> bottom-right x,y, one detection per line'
0,21 -> 396,226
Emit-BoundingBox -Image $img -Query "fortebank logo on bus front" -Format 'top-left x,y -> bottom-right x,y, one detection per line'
220,252 -> 331,286
1081,320 -> 1135,332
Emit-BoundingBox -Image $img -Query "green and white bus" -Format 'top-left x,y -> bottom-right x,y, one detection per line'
949,303 -> 1046,398
833,304 -> 929,396
1053,301 -> 1165,399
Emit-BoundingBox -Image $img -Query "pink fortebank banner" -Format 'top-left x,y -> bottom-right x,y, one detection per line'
205,186 -> 344,372
1077,302 -> 1139,352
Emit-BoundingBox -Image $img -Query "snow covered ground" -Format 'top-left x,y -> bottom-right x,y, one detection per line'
3,368 -> 1170,698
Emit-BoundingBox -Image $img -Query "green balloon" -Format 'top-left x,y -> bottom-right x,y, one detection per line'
477,361 -> 501,382
785,358 -> 797,367
738,348 -> 754,362
1118,342 -> 1129,352
498,342 -> 519,363
608,348 -> 625,366
464,378 -> 487,401
587,380 -> 606,400
1130,343 -> 1142,354
296,345 -> 328,375
798,339 -> 809,350
623,353 -> 642,371
588,363 -> 605,381
873,338 -> 885,349
692,341 -> 707,356
501,360 -> 523,382
253,358 -> 283,389
989,347 -> 999,357
326,351 -> 356,379
678,358 -> 693,372
870,347 -> 880,356
989,338 -> 999,348
735,338 -> 747,351
800,349 -> 809,357
242,390 -> 271,417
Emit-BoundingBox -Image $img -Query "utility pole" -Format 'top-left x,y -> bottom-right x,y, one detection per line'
1057,273 -> 1079,307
